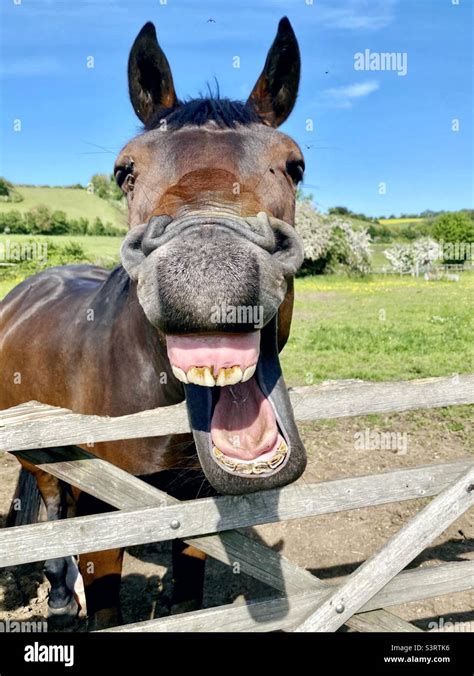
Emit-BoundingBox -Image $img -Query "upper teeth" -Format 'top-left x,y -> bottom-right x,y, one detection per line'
171,363 -> 257,387
216,366 -> 242,387
187,366 -> 216,387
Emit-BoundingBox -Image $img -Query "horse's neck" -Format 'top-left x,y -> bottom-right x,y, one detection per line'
98,266 -> 159,350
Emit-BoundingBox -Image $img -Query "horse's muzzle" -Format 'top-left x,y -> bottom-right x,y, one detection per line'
121,210 -> 304,334
120,211 -> 306,494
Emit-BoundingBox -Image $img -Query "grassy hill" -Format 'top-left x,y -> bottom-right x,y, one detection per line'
0,186 -> 126,229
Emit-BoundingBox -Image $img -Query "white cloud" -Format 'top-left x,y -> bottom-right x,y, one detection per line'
322,80 -> 379,108
317,0 -> 397,31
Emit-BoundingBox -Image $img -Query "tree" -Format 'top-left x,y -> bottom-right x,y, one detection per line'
432,212 -> 474,243
89,173 -> 123,201
384,238 -> 440,274
24,205 -> 52,233
328,206 -> 350,216
0,178 -> 10,197
90,174 -> 110,199
0,210 -> 26,233
296,201 -> 371,275
108,173 -> 123,201
50,210 -> 69,234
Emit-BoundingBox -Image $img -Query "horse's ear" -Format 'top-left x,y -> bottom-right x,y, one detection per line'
128,22 -> 178,125
247,17 -> 300,128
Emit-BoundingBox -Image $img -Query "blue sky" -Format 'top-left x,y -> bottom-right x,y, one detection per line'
0,0 -> 472,216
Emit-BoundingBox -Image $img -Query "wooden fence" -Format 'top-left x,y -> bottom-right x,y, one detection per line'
0,374 -> 473,633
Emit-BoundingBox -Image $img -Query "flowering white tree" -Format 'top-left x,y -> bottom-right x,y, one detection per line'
295,201 -> 332,261
384,238 -> 440,274
412,238 -> 441,267
295,200 -> 372,274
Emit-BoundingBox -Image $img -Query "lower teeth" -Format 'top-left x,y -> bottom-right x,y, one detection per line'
212,440 -> 288,475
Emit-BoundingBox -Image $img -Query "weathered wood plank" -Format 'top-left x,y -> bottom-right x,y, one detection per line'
3,455 -> 473,568
14,447 -> 401,633
14,447 -> 319,593
1,374 -> 472,451
102,560 -> 474,633
15,449 -> 473,531
294,467 -> 474,632
345,610 -> 422,633
288,374 -> 474,421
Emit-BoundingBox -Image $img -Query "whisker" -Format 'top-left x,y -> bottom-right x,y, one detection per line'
81,139 -> 120,154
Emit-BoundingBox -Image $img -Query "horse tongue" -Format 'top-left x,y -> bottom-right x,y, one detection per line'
211,378 -> 279,461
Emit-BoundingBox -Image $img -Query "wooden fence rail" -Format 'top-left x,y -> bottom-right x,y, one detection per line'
2,456 -> 473,568
103,560 -> 474,633
0,374 -> 473,633
1,374 -> 472,452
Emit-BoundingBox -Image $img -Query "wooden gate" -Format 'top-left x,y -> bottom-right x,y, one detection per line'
1,374 -> 473,632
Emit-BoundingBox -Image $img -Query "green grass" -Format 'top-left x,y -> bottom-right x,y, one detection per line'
3,233 -> 121,264
1,239 -> 472,386
370,242 -> 392,268
0,234 -> 122,298
0,187 -> 126,229
280,273 -> 474,385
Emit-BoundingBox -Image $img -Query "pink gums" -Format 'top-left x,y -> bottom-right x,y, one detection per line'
165,332 -> 282,461
166,332 -> 260,376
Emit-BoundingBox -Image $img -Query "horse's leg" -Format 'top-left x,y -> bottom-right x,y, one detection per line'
12,459 -> 79,623
171,541 -> 207,613
74,489 -> 124,630
164,470 -> 213,614
78,548 -> 124,629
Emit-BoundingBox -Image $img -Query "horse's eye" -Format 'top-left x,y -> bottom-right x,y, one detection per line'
286,160 -> 305,185
115,163 -> 135,192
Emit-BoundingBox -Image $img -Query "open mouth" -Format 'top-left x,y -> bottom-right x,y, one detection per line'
165,316 -> 304,492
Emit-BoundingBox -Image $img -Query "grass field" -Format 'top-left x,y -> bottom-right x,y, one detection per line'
1,235 -> 472,386
369,242 -> 392,268
2,233 -> 121,263
0,187 -> 126,229
280,273 -> 474,385
0,234 -> 122,299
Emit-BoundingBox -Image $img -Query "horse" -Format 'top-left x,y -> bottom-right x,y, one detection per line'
0,17 -> 307,629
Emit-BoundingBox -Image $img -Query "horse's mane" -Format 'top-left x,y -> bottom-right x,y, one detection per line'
145,96 -> 262,131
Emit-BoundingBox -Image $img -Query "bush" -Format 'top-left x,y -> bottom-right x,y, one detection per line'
0,210 -> 28,233
0,239 -> 91,282
89,173 -> 123,202
0,178 -> 23,203
368,223 -> 393,242
86,217 -> 123,236
24,205 -> 52,233
0,208 -> 125,237
0,178 -> 10,197
66,217 -> 89,235
295,201 -> 371,275
50,210 -> 70,235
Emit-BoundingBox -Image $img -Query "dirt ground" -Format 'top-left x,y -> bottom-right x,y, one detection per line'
0,407 -> 473,632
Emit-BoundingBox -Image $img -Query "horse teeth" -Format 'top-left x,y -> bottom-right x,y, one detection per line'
212,442 -> 288,475
236,463 -> 254,475
252,463 -> 269,475
242,364 -> 257,382
268,452 -> 285,469
186,366 -> 216,387
171,365 -> 188,384
216,366 -> 243,387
